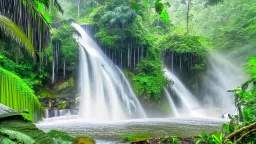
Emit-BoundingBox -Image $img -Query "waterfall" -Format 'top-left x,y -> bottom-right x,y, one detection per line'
163,88 -> 179,117
201,52 -> 246,115
163,51 -> 245,118
52,41 -> 60,84
72,23 -> 146,121
52,56 -> 55,84
164,67 -> 200,117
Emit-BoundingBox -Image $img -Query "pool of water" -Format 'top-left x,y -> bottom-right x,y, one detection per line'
36,117 -> 228,142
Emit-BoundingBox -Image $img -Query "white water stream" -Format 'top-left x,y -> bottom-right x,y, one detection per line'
72,23 -> 146,121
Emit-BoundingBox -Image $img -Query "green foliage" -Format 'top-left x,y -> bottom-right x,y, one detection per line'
57,77 -> 74,91
154,0 -> 171,23
155,0 -> 165,14
0,0 -> 54,53
94,29 -> 120,48
159,34 -> 208,56
196,132 -> 223,144
48,130 -> 75,142
224,57 -> 256,143
132,59 -> 169,100
122,133 -> 150,142
0,104 -> 55,144
0,68 -> 43,121
161,136 -> 179,144
0,15 -> 35,58
102,5 -> 136,27
193,64 -> 205,70
0,54 -> 47,88
49,25 -> 79,71
230,57 -> 256,124
183,0 -> 256,58
159,10 -> 171,23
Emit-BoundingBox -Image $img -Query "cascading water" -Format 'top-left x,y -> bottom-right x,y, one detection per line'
163,51 -> 245,118
72,23 -> 146,121
163,88 -> 179,117
164,68 -> 201,117
201,52 -> 246,115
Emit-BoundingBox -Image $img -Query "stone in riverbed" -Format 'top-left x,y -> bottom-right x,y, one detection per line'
72,137 -> 95,144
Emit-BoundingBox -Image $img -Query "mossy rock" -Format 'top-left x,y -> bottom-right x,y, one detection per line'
72,137 -> 95,144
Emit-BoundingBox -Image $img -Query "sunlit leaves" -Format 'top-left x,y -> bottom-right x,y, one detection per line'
247,57 -> 256,77
159,10 -> 171,23
222,124 -> 230,134
165,2 -> 171,7
0,68 -> 43,121
154,0 -> 171,23
145,2 -> 150,8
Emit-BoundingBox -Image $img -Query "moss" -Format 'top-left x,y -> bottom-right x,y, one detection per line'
37,87 -> 53,98
72,137 -> 95,144
122,134 -> 151,142
56,77 -> 74,91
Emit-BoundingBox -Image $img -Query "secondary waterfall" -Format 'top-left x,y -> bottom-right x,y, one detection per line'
164,68 -> 201,117
72,23 -> 146,121
201,52 -> 246,115
163,88 -> 179,117
163,51 -> 245,118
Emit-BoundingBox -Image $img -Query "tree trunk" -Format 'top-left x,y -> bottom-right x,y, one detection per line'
78,0 -> 81,18
186,0 -> 190,33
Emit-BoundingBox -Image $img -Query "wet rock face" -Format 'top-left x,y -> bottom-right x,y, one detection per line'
72,137 -> 95,144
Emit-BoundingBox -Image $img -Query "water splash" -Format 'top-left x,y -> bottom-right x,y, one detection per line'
72,23 -> 146,121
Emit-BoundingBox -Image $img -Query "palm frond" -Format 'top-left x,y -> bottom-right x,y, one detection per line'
34,0 -> 64,14
0,0 -> 51,52
0,15 -> 35,57
51,0 -> 64,14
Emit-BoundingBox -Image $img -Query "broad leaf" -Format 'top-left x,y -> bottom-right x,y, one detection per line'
0,104 -> 55,144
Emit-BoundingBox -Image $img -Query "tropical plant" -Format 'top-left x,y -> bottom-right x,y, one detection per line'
0,0 -> 63,59
224,57 -> 256,143
195,132 -> 225,144
0,68 -> 43,121
0,104 -> 55,144
102,5 -> 136,28
0,15 -> 35,57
